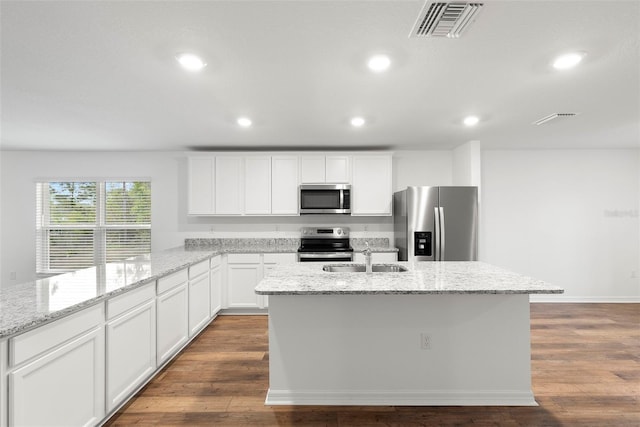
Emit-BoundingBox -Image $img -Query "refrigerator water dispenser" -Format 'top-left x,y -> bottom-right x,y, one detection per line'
414,232 -> 432,256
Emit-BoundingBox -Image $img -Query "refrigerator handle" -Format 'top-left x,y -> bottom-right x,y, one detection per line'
439,207 -> 445,261
434,207 -> 441,261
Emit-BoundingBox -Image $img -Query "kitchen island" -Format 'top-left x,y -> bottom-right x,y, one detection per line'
255,261 -> 563,406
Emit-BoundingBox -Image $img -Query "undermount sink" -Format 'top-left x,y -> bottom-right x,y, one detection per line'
322,264 -> 408,273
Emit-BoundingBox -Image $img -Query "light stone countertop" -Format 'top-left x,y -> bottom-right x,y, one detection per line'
255,261 -> 564,295
0,237 -> 399,339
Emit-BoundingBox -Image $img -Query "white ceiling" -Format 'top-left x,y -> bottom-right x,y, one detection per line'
1,0 -> 638,152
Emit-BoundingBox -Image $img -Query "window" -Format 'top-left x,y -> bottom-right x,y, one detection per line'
36,180 -> 151,274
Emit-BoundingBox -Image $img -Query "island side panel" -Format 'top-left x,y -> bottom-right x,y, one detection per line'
266,293 -> 536,406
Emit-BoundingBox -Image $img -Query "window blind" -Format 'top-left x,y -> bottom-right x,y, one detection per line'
36,180 -> 151,274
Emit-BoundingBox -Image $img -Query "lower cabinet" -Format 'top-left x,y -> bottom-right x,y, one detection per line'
156,270 -> 189,366
188,261 -> 211,337
8,305 -> 105,427
226,254 -> 262,308
105,283 -> 156,412
210,256 -> 223,316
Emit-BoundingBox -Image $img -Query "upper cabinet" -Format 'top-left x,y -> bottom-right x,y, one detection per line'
188,155 -> 300,216
271,156 -> 299,215
300,155 -> 350,183
351,155 -> 393,216
215,157 -> 243,215
187,152 -> 391,216
244,156 -> 272,215
188,157 -> 215,214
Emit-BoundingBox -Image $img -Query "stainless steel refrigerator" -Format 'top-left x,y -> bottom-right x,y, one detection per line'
394,186 -> 478,261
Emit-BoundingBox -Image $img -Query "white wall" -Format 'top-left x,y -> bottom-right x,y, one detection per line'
393,150 -> 453,191
481,149 -> 640,302
0,150 -> 453,287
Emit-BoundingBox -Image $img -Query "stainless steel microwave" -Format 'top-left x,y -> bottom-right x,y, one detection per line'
299,184 -> 351,215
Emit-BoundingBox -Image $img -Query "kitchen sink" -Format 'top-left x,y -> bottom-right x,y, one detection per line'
322,264 -> 408,273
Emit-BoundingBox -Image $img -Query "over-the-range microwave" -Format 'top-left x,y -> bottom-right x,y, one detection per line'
299,184 -> 351,215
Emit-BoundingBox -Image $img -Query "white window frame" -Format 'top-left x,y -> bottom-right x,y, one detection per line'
36,179 -> 151,275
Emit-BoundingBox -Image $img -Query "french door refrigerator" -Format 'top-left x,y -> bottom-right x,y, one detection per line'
393,186 -> 478,261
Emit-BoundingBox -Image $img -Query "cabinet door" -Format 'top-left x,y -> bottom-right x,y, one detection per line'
271,156 -> 299,215
156,283 -> 189,365
245,156 -> 272,215
227,263 -> 261,308
325,156 -> 351,183
351,155 -> 393,216
300,156 -> 325,183
189,272 -> 211,337
106,299 -> 156,412
188,157 -> 215,215
9,327 -> 105,427
210,264 -> 222,316
215,157 -> 243,214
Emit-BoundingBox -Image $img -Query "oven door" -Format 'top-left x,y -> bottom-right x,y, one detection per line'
297,252 -> 354,262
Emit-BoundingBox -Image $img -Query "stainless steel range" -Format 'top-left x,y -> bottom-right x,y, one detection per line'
297,227 -> 354,262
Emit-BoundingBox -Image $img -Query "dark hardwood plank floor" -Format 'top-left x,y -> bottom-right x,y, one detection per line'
104,304 -> 639,426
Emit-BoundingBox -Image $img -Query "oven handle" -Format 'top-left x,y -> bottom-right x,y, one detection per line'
298,253 -> 353,260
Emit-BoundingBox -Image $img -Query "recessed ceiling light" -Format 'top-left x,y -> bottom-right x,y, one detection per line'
552,52 -> 584,70
237,117 -> 252,128
351,117 -> 366,127
367,55 -> 391,72
176,53 -> 207,72
463,115 -> 479,126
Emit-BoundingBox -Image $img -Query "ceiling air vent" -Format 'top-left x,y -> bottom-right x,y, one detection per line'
533,113 -> 579,125
410,2 -> 484,38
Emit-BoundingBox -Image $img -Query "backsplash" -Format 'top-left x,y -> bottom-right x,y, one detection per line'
185,238 -> 300,249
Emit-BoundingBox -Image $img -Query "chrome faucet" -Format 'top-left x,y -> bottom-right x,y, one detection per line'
363,241 -> 373,274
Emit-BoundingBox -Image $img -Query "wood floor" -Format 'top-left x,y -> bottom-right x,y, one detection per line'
104,304 -> 639,426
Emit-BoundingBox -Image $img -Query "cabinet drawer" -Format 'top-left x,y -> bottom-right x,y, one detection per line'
210,255 -> 222,268
107,283 -> 155,320
189,260 -> 209,279
227,253 -> 261,264
157,268 -> 188,294
263,253 -> 297,264
10,303 -> 104,367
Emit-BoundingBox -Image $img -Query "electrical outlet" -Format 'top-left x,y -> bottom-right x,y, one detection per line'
10,272 -> 17,280
420,333 -> 432,350
631,270 -> 637,279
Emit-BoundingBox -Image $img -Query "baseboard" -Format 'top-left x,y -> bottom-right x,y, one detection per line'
264,389 -> 538,407
530,295 -> 640,303
220,308 -> 268,315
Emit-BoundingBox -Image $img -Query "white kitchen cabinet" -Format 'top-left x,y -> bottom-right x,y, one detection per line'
188,260 -> 211,337
245,156 -> 272,215
105,283 -> 156,412
0,340 -> 5,427
300,155 -> 351,183
271,156 -> 299,215
8,304 -> 105,427
156,269 -> 189,365
188,157 -> 215,215
353,252 -> 398,263
351,155 -> 393,216
226,254 -> 262,309
215,156 -> 243,214
326,155 -> 351,183
300,156 -> 326,183
210,255 -> 223,316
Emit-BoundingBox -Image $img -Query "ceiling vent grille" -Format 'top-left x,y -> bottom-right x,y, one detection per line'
533,113 -> 579,125
410,2 -> 484,38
